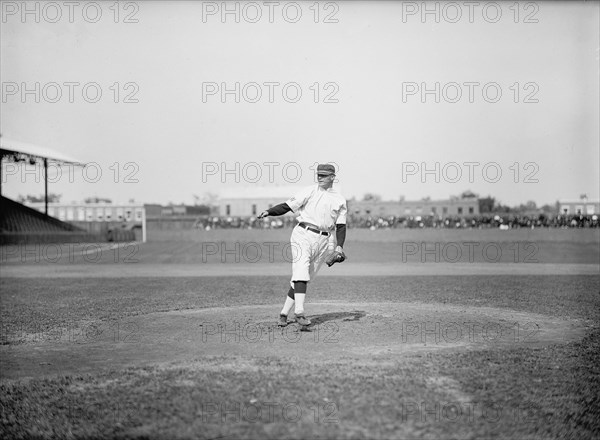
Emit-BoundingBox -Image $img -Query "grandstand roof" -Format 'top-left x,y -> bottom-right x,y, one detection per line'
0,138 -> 85,165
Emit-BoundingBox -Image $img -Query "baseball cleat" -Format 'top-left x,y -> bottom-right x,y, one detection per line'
295,315 -> 311,326
278,314 -> 288,327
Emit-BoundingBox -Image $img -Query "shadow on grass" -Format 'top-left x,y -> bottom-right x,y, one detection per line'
308,310 -> 366,326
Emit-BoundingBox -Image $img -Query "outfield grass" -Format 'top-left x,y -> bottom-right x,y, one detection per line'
146,227 -> 600,244
1,228 -> 598,265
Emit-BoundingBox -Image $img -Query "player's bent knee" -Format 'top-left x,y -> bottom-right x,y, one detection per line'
293,280 -> 308,293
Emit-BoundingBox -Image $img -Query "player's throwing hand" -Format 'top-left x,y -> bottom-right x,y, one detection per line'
257,210 -> 269,219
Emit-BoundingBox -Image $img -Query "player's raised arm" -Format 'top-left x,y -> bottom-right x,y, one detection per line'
258,185 -> 313,218
257,202 -> 292,219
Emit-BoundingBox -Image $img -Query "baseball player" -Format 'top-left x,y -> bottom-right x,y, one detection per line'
258,163 -> 347,327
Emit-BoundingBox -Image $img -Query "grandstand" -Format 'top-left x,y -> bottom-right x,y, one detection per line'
0,195 -> 99,244
0,138 -> 135,244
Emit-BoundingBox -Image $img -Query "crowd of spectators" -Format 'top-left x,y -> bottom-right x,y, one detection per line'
193,216 -> 297,230
346,213 -> 599,229
193,213 -> 599,230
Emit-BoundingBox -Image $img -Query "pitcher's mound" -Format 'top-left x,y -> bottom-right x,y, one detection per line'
2,302 -> 587,379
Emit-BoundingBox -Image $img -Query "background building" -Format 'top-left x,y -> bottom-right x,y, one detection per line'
25,201 -> 146,241
215,187 -> 298,217
349,197 -> 480,217
214,187 -> 480,218
26,202 -> 145,223
558,199 -> 599,215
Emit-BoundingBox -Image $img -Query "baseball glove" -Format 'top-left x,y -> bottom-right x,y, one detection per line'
326,247 -> 346,267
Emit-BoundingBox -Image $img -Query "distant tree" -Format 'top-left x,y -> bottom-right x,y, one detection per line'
48,193 -> 61,203
84,197 -> 112,204
362,193 -> 381,202
421,196 -> 431,202
478,196 -> 495,213
195,192 -> 218,205
399,195 -> 405,202
540,203 -> 555,213
461,190 -> 479,199
513,200 -> 539,214
493,200 -> 512,213
18,193 -> 62,203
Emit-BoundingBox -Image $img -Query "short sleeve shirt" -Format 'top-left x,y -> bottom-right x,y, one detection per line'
285,185 -> 347,231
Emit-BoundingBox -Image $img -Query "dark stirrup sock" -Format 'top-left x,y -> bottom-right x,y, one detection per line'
293,280 -> 307,293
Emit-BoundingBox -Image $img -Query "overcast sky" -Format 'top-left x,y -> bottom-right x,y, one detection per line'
1,1 -> 598,206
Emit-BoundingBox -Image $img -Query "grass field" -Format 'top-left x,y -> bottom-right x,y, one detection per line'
1,228 -> 599,439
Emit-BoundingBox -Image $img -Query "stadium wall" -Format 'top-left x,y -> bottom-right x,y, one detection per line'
146,217 -> 198,231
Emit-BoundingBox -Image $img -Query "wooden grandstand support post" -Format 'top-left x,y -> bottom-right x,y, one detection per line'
142,206 -> 147,243
44,158 -> 48,215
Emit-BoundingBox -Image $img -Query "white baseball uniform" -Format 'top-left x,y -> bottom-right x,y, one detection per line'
285,184 -> 347,286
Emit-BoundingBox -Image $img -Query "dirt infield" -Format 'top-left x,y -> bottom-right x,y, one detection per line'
2,301 -> 588,381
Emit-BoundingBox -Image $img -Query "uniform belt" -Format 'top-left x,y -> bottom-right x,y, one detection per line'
298,222 -> 330,236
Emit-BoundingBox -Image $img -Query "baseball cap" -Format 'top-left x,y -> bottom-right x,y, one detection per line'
317,164 -> 336,175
